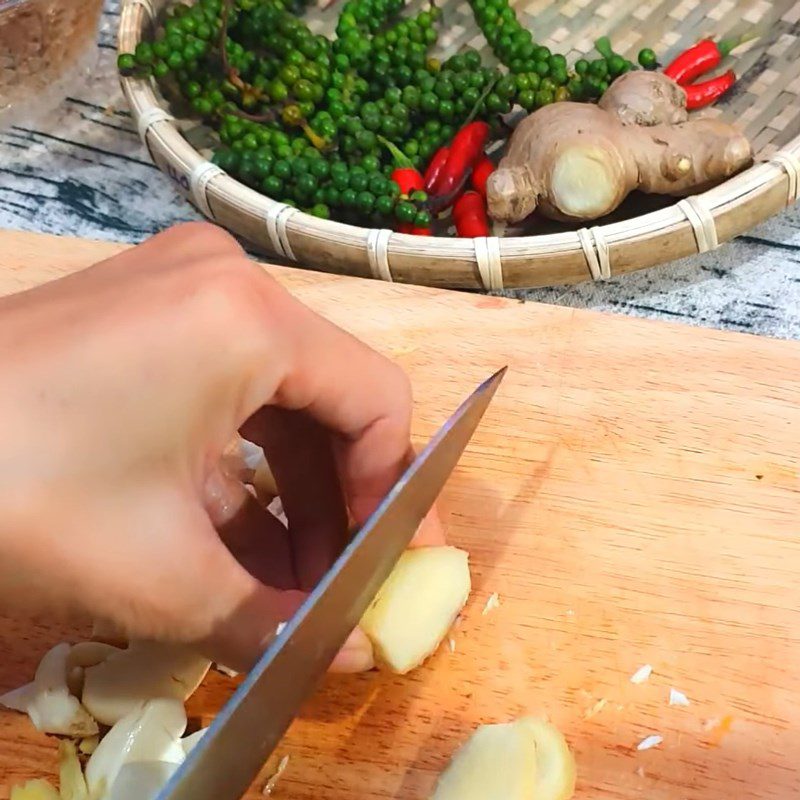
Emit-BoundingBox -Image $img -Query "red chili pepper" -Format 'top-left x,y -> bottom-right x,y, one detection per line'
431,121 -> 490,199
424,146 -> 450,192
664,35 -> 750,85
684,70 -> 736,110
379,135 -> 425,197
391,167 -> 424,195
453,190 -> 489,238
398,222 -> 432,236
471,156 -> 495,199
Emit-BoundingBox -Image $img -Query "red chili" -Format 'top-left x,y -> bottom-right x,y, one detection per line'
432,121 -> 490,198
453,190 -> 489,238
471,156 -> 495,198
391,167 -> 424,196
398,222 -> 432,236
424,146 -> 450,192
684,70 -> 736,110
664,36 -> 744,85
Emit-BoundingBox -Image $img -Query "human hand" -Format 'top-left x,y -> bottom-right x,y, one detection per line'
0,222 -> 443,672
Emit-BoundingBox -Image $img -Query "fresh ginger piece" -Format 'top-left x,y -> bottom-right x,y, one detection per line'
360,546 -> 470,674
432,718 -> 576,800
9,780 -> 60,800
487,71 -> 752,224
431,721 -> 537,800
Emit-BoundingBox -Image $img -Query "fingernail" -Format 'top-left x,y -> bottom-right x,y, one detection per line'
330,627 -> 374,673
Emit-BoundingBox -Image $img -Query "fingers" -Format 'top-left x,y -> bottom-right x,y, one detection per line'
241,408 -> 349,591
411,506 -> 447,547
242,285 -> 415,529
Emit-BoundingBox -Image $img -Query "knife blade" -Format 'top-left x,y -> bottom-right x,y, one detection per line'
157,366 -> 506,800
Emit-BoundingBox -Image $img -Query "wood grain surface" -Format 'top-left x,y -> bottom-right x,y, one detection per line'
0,230 -> 798,799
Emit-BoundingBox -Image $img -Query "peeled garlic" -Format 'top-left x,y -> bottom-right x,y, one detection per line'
85,698 -> 187,799
432,718 -> 576,800
59,740 -> 89,800
82,641 -> 210,726
9,779 -> 60,800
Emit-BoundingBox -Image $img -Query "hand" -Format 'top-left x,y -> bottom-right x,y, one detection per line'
0,222 -> 444,672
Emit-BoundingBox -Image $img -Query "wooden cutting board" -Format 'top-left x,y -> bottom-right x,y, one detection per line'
1,230 -> 799,800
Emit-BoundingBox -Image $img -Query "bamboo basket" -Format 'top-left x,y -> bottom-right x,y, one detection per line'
118,0 -> 800,289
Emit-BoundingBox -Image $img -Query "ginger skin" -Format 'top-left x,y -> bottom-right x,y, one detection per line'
487,71 -> 753,224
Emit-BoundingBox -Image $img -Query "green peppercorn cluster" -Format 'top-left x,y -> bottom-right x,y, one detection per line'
119,0 -> 659,229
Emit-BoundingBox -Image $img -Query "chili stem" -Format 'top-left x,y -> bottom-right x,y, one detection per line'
378,135 -> 416,168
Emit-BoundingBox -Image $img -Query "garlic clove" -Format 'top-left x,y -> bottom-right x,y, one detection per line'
82,641 -> 210,726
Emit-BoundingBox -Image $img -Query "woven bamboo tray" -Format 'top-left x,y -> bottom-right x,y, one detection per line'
118,0 -> 800,289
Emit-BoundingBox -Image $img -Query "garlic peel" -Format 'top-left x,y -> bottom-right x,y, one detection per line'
1,644 -> 98,736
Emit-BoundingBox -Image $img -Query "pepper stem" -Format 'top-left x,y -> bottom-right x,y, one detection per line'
302,121 -> 331,152
378,135 -> 415,168
463,76 -> 499,127
719,31 -> 758,57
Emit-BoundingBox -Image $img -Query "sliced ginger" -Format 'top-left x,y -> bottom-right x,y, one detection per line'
360,546 -> 470,674
432,718 -> 576,800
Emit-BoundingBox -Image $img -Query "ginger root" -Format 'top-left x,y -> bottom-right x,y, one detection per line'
360,546 -> 470,674
487,71 -> 752,224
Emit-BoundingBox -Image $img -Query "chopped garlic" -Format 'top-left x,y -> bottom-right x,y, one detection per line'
448,637 -> 456,653
214,664 -> 239,678
630,664 -> 652,684
482,593 -> 500,615
79,736 -> 99,756
262,755 -> 290,795
636,734 -> 663,751
584,698 -> 607,719
635,766 -> 645,778
668,688 -> 690,707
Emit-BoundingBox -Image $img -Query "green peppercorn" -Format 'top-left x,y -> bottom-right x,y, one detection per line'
589,58 -> 608,78
496,74 -> 517,100
368,173 -> 387,195
349,171 -> 369,191
607,54 -> 626,76
273,159 -> 292,179
341,187 -> 358,207
356,129 -> 378,151
518,88 -> 535,110
485,92 -> 504,113
324,185 -> 341,206
420,91 -> 439,114
567,77 -> 584,100
414,209 -> 432,228
134,42 -> 154,65
309,203 -> 330,218
278,105 -> 298,126
375,194 -> 395,215
638,47 -> 657,69
434,78 -> 454,100
117,53 -> 137,75
395,200 -> 416,223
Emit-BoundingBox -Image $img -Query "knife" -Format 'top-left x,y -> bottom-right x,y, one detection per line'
157,366 -> 506,800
